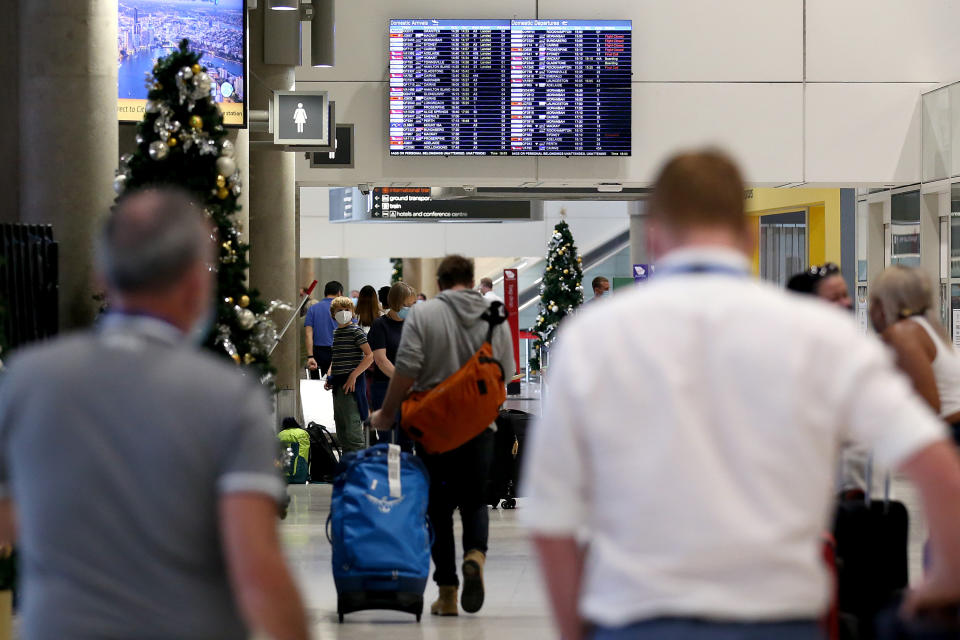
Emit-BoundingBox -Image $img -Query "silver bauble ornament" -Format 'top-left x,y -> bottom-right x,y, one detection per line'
148,140 -> 169,160
216,156 -> 237,177
113,174 -> 127,194
220,139 -> 235,158
119,153 -> 134,166
231,183 -> 242,197
167,120 -> 182,133
235,306 -> 256,330
179,66 -> 193,80
135,133 -> 145,145
144,100 -> 159,113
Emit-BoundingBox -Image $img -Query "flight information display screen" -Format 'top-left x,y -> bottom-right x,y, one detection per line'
389,19 -> 631,157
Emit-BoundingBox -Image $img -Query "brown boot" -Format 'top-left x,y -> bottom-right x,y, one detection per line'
461,549 -> 486,613
430,585 -> 459,616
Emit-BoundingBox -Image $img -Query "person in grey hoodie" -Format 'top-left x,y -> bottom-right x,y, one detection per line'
370,255 -> 515,617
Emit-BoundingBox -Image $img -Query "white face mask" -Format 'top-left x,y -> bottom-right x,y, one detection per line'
335,310 -> 353,325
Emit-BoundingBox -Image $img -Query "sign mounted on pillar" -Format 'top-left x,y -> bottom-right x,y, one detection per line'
633,264 -> 649,282
273,91 -> 330,146
503,269 -> 521,378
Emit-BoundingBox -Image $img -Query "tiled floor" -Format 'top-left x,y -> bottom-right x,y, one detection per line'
280,486 -> 551,639
279,381 -> 932,638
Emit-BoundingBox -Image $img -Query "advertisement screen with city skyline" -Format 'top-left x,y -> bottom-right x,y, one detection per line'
118,0 -> 246,126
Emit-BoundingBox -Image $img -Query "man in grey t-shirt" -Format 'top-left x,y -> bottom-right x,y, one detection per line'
0,188 -> 308,639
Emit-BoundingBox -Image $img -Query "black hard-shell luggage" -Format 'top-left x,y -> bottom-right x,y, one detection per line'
833,464 -> 909,639
488,409 -> 532,509
305,422 -> 341,483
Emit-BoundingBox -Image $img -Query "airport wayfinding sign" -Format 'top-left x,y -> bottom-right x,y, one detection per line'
274,91 -> 330,146
370,188 -> 531,221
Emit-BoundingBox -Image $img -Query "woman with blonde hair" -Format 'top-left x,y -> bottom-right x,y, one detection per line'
870,265 -> 960,443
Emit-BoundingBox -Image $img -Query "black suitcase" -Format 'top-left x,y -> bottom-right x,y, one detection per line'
488,409 -> 532,509
833,468 -> 909,639
305,422 -> 341,483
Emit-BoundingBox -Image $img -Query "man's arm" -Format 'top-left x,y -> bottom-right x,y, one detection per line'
219,493 -> 309,640
532,536 -> 587,640
370,373 -> 415,432
899,441 -> 960,613
304,326 -> 316,369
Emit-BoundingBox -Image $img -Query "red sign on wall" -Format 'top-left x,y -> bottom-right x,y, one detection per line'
503,269 -> 520,375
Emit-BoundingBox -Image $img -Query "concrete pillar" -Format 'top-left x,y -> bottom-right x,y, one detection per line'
628,201 -> 649,266
20,0 -> 118,329
248,6 -> 297,391
404,258 -> 441,298
0,0 -> 18,224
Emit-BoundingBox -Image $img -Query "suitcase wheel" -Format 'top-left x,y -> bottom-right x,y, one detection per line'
416,613 -> 422,622
501,498 -> 517,510
338,614 -> 344,624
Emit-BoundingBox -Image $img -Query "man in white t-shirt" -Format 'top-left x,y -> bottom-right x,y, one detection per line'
522,149 -> 960,640
479,277 -> 502,304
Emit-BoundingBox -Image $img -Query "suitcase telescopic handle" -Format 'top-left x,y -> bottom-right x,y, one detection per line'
864,453 -> 893,511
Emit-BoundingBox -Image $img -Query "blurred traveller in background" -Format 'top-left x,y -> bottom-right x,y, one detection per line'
417,292 -> 428,302
367,281 -> 417,448
355,284 -> 381,335
305,279 -> 342,379
591,276 -> 610,301
370,256 -> 515,616
0,187 -> 308,640
325,296 -> 374,453
871,265 -> 960,446
479,277 -> 502,303
787,263 -> 853,310
522,150 -> 960,640
378,285 -> 391,311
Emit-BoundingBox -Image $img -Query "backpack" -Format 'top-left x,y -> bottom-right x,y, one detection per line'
327,443 -> 431,621
305,422 -> 341,483
400,301 -> 508,455
277,428 -> 310,484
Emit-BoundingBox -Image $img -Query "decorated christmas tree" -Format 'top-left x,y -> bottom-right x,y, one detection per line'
529,219 -> 584,372
390,257 -> 404,283
114,40 -> 283,384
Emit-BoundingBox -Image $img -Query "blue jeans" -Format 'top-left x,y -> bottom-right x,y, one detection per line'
591,619 -> 822,640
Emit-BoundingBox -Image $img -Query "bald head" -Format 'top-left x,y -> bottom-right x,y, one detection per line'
99,187 -> 212,294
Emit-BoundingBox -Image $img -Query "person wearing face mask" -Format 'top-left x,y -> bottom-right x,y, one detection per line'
325,297 -> 375,453
786,263 -> 853,310
366,282 -> 417,448
591,276 -> 610,301
0,187 -> 309,640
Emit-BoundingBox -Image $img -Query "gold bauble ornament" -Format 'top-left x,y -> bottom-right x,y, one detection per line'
191,63 -> 202,75
189,115 -> 203,130
239,295 -> 250,308
221,241 -> 232,252
217,187 -> 229,200
225,297 -> 234,305
167,137 -> 178,148
563,269 -> 569,274
243,353 -> 256,365
216,174 -> 226,188
230,352 -> 241,364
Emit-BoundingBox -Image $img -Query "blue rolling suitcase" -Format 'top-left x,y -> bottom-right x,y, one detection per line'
327,442 -> 431,622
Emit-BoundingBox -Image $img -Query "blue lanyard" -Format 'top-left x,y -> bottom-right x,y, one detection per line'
654,263 -> 750,278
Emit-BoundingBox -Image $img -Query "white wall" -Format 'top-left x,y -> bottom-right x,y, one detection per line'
294,0 -> 960,188
300,187 -> 628,258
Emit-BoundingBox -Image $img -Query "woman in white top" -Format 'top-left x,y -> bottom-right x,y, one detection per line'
870,265 -> 960,443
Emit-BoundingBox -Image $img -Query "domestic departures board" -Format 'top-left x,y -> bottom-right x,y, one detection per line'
389,19 -> 631,157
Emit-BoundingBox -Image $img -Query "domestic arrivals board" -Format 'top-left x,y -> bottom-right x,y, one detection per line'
389,19 -> 631,156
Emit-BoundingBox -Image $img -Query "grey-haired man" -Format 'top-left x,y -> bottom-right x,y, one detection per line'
0,187 -> 308,640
